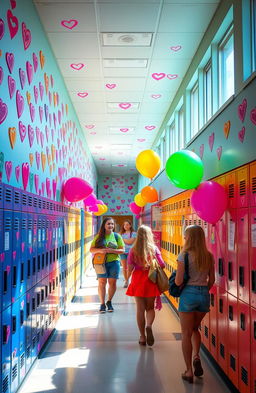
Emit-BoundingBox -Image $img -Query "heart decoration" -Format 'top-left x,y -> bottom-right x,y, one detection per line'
26,91 -> 31,105
29,173 -> 33,192
19,121 -> 26,142
119,102 -> 131,110
15,165 -> 20,181
39,106 -> 43,123
217,146 -> 222,160
151,94 -> 161,99
35,151 -> 40,169
250,108 -> 256,125
28,125 -> 34,147
238,127 -> 245,143
41,153 -> 46,171
29,103 -> 35,122
238,98 -> 247,122
32,52 -> 38,72
199,144 -> 204,159
170,45 -> 182,51
29,153 -> 34,166
26,61 -> 33,84
8,75 -> 16,98
208,132 -> 214,152
34,86 -> 38,103
34,174 -> 39,194
8,127 -> 16,149
46,178 -> 51,197
152,73 -> 165,80
35,127 -> 40,144
120,128 -> 129,133
39,50 -> 45,69
137,138 -> 145,142
223,120 -> 230,139
77,92 -> 88,98
22,22 -> 31,50
10,0 -> 16,9
6,52 -> 14,73
106,84 -> 116,89
39,82 -> 44,100
16,91 -> 24,118
145,125 -> 155,130
0,66 -> 3,85
167,74 -> 178,80
52,179 -> 57,199
0,19 -> 4,40
44,73 -> 49,94
7,9 -> 18,39
61,19 -> 78,29
5,161 -> 12,182
70,63 -> 84,70
19,68 -> 26,89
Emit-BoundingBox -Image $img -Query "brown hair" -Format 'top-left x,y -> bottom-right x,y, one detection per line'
182,225 -> 212,272
120,219 -> 134,236
132,225 -> 155,266
95,217 -> 115,247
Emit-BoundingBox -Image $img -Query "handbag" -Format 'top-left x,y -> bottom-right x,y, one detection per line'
148,259 -> 169,293
169,252 -> 190,297
92,253 -> 106,274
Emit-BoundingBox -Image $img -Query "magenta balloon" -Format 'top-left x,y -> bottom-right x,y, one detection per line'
84,193 -> 97,206
64,177 -> 93,202
191,181 -> 228,224
129,202 -> 142,215
96,199 -> 104,205
88,204 -> 99,212
135,214 -> 140,219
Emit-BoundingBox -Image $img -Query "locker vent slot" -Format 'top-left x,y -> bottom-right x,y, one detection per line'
204,325 -> 208,338
239,179 -> 246,196
43,200 -> 46,210
2,375 -> 9,393
220,343 -> 225,358
187,198 -> 190,207
5,217 -> 11,230
14,217 -> 19,231
33,197 -> 38,209
22,219 -> 27,229
28,219 -> 32,230
12,364 -> 18,381
252,176 -> 256,194
28,195 -> 32,208
22,193 -> 27,206
230,355 -> 236,370
26,345 -> 31,358
228,183 -> 234,199
241,366 -> 248,385
14,191 -> 20,205
20,352 -> 25,368
5,187 -> 12,203
211,334 -> 216,347
38,198 -> 42,209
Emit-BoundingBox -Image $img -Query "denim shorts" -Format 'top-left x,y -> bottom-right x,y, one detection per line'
97,260 -> 120,279
178,285 -> 210,312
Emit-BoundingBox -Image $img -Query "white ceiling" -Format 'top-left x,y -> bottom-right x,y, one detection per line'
33,0 -> 220,175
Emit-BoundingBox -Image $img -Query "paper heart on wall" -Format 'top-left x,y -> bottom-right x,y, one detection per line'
33,52 -> 38,72
39,50 -> 45,69
0,99 -> 8,124
106,84 -> 116,89
28,125 -> 34,147
167,74 -> 178,79
34,86 -> 38,103
152,73 -> 165,80
8,75 -> 16,98
46,178 -> 51,197
5,161 -> 12,182
208,133 -> 215,152
35,151 -> 40,169
217,146 -> 222,160
238,127 -> 245,143
223,121 -> 230,139
0,19 -> 4,40
15,165 -> 20,181
7,9 -> 19,39
238,98 -> 247,122
19,68 -> 26,89
61,19 -> 78,29
29,153 -> 34,166
6,52 -> 14,73
26,91 -> 31,105
22,163 -> 29,190
8,127 -> 16,149
0,67 -> 3,85
22,22 -> 31,50
41,153 -> 46,171
151,94 -> 161,99
18,121 -> 26,142
34,174 -> 39,194
16,90 -> 24,118
170,45 -> 182,51
250,108 -> 256,125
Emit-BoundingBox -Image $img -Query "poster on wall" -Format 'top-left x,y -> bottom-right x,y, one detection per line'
151,204 -> 161,249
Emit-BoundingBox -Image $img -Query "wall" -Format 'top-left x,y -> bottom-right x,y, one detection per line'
0,0 -> 97,200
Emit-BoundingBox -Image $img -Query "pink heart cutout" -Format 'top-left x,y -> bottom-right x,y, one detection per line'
145,125 -> 155,130
119,102 -> 131,110
237,99 -> 247,122
85,125 -> 95,129
15,165 -> 20,181
5,161 -> 12,182
106,84 -> 116,89
217,146 -> 222,160
208,133 -> 214,152
238,127 -> 245,143
199,144 -> 204,159
151,94 -> 161,99
152,73 -> 165,80
61,19 -> 78,30
167,74 -> 178,80
170,45 -> 181,51
77,92 -> 88,98
120,128 -> 129,133
7,10 -> 18,39
22,22 -> 31,50
70,63 -> 84,70
22,163 -> 29,190
250,108 -> 256,125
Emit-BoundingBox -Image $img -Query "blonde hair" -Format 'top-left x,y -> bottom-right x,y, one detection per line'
132,225 -> 155,266
182,225 -> 212,272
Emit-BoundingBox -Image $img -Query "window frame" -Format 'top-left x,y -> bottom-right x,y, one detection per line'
190,81 -> 199,137
218,26 -> 234,106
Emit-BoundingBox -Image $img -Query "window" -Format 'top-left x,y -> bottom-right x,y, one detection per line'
219,28 -> 234,105
169,122 -> 177,154
191,82 -> 199,137
204,62 -> 212,122
252,0 -> 256,71
178,107 -> 184,149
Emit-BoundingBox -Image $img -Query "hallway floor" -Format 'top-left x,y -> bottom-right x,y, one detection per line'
19,269 -> 232,393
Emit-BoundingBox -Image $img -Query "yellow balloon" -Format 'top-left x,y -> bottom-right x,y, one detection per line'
94,204 -> 105,216
135,149 -> 161,179
101,204 -> 108,213
134,193 -> 147,207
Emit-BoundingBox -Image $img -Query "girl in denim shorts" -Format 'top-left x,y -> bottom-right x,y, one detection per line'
175,225 -> 215,383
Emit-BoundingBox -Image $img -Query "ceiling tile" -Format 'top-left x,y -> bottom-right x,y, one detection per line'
47,33 -> 100,58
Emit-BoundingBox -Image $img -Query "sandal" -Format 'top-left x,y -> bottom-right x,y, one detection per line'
146,326 -> 154,346
138,336 -> 146,346
181,372 -> 193,384
193,356 -> 203,377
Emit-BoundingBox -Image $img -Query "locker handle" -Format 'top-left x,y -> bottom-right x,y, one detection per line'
33,257 -> 36,275
37,255 -> 41,271
3,325 -> 8,344
252,270 -> 256,293
228,306 -> 233,321
32,298 -> 36,312
37,293 -> 40,307
239,266 -> 244,287
218,258 -> 224,276
20,310 -> 24,325
228,262 -> 232,281
46,252 -> 49,266
219,299 -> 223,313
26,302 -> 30,318
12,316 -> 17,334
21,262 -> 24,282
27,259 -> 31,278
240,313 -> 246,331
3,270 -> 8,293
13,265 -> 17,287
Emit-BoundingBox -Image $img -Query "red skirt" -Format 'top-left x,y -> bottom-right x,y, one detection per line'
126,269 -> 161,297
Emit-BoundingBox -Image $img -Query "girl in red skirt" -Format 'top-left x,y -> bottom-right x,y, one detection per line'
126,225 -> 165,346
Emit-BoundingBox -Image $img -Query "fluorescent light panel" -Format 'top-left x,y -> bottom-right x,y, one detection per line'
103,59 -> 148,68
102,33 -> 153,47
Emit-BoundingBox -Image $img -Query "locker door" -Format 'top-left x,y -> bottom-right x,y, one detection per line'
226,171 -> 238,209
251,308 -> 256,393
237,167 -> 249,208
11,300 -> 19,393
20,215 -> 27,297
238,301 -> 251,393
227,209 -> 238,297
26,214 -> 33,291
217,288 -> 228,374
209,288 -> 218,360
12,212 -> 21,303
249,207 -> 256,308
249,162 -> 256,207
201,310 -> 210,350
31,288 -> 37,365
227,294 -> 239,389
25,291 -> 32,372
215,214 -> 227,290
2,305 -> 11,393
3,211 -> 13,311
19,295 -> 26,384
237,208 -> 249,304
32,214 -> 38,287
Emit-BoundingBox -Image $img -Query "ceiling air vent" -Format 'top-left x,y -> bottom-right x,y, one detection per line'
102,33 -> 153,47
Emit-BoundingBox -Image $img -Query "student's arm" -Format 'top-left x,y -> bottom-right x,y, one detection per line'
127,250 -> 135,279
208,254 -> 215,290
175,261 -> 185,286
89,235 -> 108,254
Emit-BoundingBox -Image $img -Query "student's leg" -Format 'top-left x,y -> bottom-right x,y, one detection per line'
107,278 -> 117,301
134,297 -> 146,341
98,278 -> 107,304
121,255 -> 128,284
179,312 -> 195,377
192,311 -> 206,358
145,297 -> 155,327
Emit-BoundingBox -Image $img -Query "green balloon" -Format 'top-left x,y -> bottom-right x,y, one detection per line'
165,150 -> 204,189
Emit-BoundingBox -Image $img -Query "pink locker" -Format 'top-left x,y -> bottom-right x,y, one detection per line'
226,209 -> 238,297
237,208 -> 250,304
238,300 -> 251,393
201,311 -> 210,350
217,287 -> 228,374
237,166 -> 249,208
249,162 -> 256,206
250,207 -> 256,308
226,171 -> 238,209
251,307 -> 256,392
227,294 -> 239,389
209,287 -> 218,360
215,213 -> 227,290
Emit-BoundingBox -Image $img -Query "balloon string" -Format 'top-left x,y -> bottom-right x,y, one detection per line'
214,224 -> 224,258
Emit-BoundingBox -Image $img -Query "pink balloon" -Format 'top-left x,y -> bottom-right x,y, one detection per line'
88,204 -> 99,212
191,181 -> 228,224
135,214 -> 140,219
64,177 -> 93,202
129,202 -> 142,215
84,193 -> 97,206
96,199 -> 104,205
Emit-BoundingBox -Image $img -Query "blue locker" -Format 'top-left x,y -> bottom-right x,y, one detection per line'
13,188 -> 21,213
31,287 -> 38,365
11,300 -> 20,393
12,212 -> 22,303
41,216 -> 48,279
25,290 -> 32,373
20,215 -> 27,297
3,184 -> 13,212
32,215 -> 38,288
3,211 -> 13,311
2,305 -> 11,393
37,216 -> 42,283
19,295 -> 26,384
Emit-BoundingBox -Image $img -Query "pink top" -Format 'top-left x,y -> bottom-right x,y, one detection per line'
127,246 -> 165,270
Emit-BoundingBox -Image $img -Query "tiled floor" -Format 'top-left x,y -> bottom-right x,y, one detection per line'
19,269 -> 232,393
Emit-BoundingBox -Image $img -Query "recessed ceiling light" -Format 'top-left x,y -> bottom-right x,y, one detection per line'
102,33 -> 153,47
103,59 -> 148,68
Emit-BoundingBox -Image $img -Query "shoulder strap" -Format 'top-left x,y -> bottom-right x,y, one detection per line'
114,232 -> 119,242
184,252 -> 190,277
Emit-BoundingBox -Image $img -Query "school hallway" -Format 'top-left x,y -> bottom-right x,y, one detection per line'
18,269 -> 232,393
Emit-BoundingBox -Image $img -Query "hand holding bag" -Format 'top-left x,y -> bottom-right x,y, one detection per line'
92,253 -> 106,274
148,259 -> 169,293
169,252 -> 190,297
